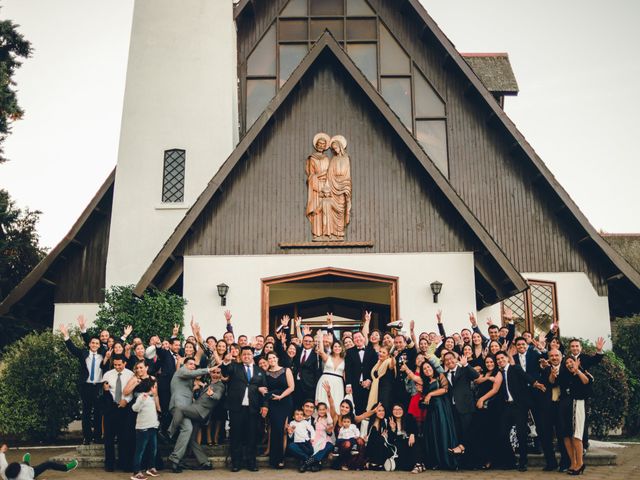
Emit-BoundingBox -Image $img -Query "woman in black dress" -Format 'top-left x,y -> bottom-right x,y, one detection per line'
470,355 -> 504,469
558,356 -> 593,475
265,352 -> 295,469
388,403 -> 421,472
365,404 -> 394,470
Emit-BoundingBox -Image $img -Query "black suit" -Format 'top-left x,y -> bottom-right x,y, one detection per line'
446,364 -> 479,467
221,362 -> 268,469
540,366 -> 569,469
292,347 -> 320,408
345,346 -> 377,414
64,338 -> 105,442
515,347 -> 556,467
499,364 -> 536,468
154,347 -> 179,431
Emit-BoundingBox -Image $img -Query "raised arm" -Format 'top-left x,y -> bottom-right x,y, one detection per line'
361,310 -> 371,345
436,310 -> 446,339
295,316 -> 303,340
315,330 -> 328,362
59,323 -> 84,359
469,312 -> 488,345
224,310 -> 234,334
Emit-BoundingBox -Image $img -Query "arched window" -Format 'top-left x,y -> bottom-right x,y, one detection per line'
162,149 -> 185,203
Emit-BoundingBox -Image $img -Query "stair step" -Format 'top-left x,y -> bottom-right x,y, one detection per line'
52,448 -> 617,469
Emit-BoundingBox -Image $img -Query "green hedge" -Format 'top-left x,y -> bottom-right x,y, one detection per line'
0,330 -> 81,441
613,316 -> 640,435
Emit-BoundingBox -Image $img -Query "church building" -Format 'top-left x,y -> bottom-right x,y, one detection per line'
2,0 -> 639,342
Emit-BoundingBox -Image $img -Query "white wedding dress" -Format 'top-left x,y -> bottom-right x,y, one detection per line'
315,355 -> 345,412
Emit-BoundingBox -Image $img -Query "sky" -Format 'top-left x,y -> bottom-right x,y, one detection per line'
1,0 -> 639,250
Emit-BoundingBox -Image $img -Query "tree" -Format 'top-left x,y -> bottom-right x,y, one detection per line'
0,329 -> 80,441
0,189 -> 47,302
94,285 -> 187,343
0,12 -> 31,163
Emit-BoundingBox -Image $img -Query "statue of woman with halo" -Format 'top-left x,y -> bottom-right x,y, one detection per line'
323,135 -> 352,240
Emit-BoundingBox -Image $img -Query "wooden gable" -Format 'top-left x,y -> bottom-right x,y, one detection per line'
134,33 -> 526,309
235,0 -> 640,315
0,170 -> 114,326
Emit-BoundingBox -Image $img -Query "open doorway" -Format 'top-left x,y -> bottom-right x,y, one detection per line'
260,267 -> 399,336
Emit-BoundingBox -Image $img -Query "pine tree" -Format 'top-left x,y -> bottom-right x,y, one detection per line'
0,11 -> 32,163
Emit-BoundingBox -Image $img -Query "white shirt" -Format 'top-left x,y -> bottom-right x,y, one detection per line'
103,368 -> 135,403
338,423 -> 360,440
289,419 -> 315,443
85,352 -> 104,383
242,364 -> 253,406
132,393 -> 160,430
446,367 -> 457,405
298,348 -> 312,379
503,364 -> 514,402
518,353 -> 527,371
357,348 -> 365,382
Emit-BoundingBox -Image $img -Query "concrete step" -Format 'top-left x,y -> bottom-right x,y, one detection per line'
52,447 -> 617,470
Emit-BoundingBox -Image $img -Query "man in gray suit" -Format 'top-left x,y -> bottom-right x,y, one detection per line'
167,358 -> 215,472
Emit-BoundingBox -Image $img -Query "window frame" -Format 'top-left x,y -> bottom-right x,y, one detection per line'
161,148 -> 186,204
501,279 -> 559,335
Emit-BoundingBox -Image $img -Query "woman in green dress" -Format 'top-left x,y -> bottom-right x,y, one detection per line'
420,361 -> 459,470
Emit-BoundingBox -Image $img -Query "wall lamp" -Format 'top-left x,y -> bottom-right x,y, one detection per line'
217,283 -> 229,306
430,281 -> 443,303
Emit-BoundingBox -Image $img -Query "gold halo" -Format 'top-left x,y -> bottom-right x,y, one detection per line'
330,135 -> 347,150
313,132 -> 331,148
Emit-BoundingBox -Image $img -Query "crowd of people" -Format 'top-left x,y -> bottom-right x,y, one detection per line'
56,308 -> 605,478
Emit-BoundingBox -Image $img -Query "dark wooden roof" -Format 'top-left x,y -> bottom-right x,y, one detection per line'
133,32 -> 527,305
0,169 -> 115,317
603,234 -> 640,275
404,0 -> 640,314
462,53 -> 519,95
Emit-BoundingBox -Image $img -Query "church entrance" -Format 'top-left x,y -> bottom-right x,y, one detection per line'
261,267 -> 398,336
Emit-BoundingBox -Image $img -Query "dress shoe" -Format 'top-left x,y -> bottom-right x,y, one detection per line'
231,466 -> 241,472
543,465 -> 557,471
248,465 -> 259,472
518,464 -> 528,472
194,463 -> 213,471
82,439 -> 91,445
170,462 -> 183,474
104,466 -> 115,472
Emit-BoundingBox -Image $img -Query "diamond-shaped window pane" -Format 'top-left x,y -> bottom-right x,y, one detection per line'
503,292 -> 527,334
530,283 -> 556,337
162,149 -> 185,203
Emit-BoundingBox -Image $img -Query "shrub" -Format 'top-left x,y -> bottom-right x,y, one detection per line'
613,316 -> 640,435
0,330 -> 80,441
94,285 -> 186,343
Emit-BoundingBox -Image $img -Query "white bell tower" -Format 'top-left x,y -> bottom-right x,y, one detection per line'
106,0 -> 238,288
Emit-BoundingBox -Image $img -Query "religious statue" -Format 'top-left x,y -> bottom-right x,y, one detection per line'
305,133 -> 331,238
305,133 -> 352,241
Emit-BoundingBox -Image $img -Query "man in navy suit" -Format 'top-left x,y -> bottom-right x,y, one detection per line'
222,346 -> 268,472
513,336 -> 557,470
292,334 -> 320,409
60,322 -> 105,445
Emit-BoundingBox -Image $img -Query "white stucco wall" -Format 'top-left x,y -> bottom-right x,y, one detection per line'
182,253 -> 477,339
477,272 -> 611,348
53,303 -> 100,331
106,0 -> 238,288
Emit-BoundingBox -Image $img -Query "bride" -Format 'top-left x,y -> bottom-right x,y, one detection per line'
314,329 -> 346,412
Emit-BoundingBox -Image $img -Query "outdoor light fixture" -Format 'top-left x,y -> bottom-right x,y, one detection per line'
430,281 -> 443,303
217,283 -> 229,306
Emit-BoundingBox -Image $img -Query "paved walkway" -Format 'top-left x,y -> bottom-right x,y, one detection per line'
4,444 -> 638,480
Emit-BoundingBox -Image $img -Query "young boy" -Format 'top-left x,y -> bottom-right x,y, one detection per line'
336,414 -> 360,457
130,378 -> 161,480
0,444 -> 78,479
287,409 -> 315,473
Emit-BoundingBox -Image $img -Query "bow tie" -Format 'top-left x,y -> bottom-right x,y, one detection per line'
358,348 -> 365,351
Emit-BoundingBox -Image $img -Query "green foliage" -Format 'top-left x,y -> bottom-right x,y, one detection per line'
0,329 -> 80,441
562,336 -> 631,437
0,189 -> 47,301
613,316 -> 640,435
94,285 -> 186,343
0,12 -> 32,163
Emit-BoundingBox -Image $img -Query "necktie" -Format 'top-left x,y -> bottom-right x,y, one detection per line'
448,370 -> 454,388
89,354 -> 95,382
503,368 -> 511,401
246,365 -> 252,382
301,350 -> 308,365
115,372 -> 122,403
